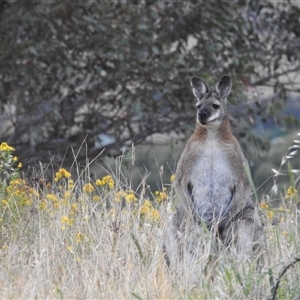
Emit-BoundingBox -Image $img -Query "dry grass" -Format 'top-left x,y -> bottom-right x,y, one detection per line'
0,141 -> 300,299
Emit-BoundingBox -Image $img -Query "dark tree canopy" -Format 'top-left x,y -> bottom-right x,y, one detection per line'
1,0 -> 300,166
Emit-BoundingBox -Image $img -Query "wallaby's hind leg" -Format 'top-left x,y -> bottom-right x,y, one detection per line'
221,218 -> 264,257
163,217 -> 181,269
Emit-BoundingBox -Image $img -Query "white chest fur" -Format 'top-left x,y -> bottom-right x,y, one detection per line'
189,140 -> 234,222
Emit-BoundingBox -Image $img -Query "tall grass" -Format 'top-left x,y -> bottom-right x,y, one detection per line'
0,140 -> 299,299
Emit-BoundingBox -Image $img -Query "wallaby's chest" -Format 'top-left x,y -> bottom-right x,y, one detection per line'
188,141 -> 234,222
190,141 -> 234,192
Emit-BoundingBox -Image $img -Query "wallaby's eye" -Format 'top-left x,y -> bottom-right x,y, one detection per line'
212,104 -> 220,109
196,101 -> 202,109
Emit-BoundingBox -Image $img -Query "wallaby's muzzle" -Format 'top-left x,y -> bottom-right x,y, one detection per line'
198,108 -> 210,125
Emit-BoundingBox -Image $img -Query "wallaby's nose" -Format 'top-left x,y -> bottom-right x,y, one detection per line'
199,110 -> 209,119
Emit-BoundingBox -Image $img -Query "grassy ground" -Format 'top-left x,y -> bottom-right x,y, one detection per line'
0,140 -> 299,299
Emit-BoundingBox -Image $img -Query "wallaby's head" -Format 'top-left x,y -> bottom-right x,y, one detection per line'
190,75 -> 232,126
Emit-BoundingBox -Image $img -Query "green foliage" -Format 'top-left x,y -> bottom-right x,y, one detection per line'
1,1 -> 300,165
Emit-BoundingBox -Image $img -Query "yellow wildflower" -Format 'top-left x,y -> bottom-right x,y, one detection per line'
2,244 -> 8,251
114,190 -> 124,202
68,179 -> 75,190
140,200 -> 160,221
1,199 -> 8,206
259,202 -> 269,209
267,210 -> 274,220
76,232 -> 84,243
124,190 -> 137,202
69,203 -> 79,215
61,216 -> 74,226
170,174 -> 175,182
66,245 -> 73,252
46,193 -> 59,208
92,195 -> 101,202
54,168 -> 72,182
63,190 -> 71,200
6,178 -> 26,192
141,200 -> 152,215
21,198 -> 32,205
278,206 -> 291,213
150,208 -> 160,221
71,203 -> 79,212
286,186 -> 298,199
13,156 -> 17,162
95,175 -> 115,189
17,162 -> 22,168
95,179 -> 102,186
83,183 -> 95,193
61,198 -> 68,206
47,193 -> 58,202
155,191 -> 168,203
0,142 -> 15,152
39,201 -> 47,210
110,208 -> 116,218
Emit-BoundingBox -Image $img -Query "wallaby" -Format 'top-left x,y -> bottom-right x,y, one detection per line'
164,75 -> 263,266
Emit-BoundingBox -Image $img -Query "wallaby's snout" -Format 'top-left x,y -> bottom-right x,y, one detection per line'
198,107 -> 210,125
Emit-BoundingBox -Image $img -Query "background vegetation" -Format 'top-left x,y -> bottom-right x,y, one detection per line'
1,0 -> 300,170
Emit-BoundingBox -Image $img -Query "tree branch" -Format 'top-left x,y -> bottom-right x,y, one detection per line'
271,256 -> 300,300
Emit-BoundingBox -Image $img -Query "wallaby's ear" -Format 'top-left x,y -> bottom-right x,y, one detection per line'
190,77 -> 209,99
216,75 -> 232,100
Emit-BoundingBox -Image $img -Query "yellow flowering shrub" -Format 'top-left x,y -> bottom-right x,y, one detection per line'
111,189 -> 138,203
260,202 -> 269,209
92,195 -> 101,202
286,186 -> 298,200
54,168 -> 72,182
83,183 -> 95,193
150,208 -> 160,221
61,216 -> 74,227
95,175 -> 115,189
0,142 -> 15,152
68,179 -> 75,190
39,201 -> 47,210
124,190 -> 137,203
154,190 -> 168,203
0,142 -> 20,184
6,178 -> 37,206
141,200 -> 152,215
76,232 -> 84,243
114,190 -> 124,202
140,199 -> 160,222
2,199 -> 8,206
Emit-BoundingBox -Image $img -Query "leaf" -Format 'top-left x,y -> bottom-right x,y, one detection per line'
243,162 -> 258,202
28,46 -> 38,56
130,233 -> 145,265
